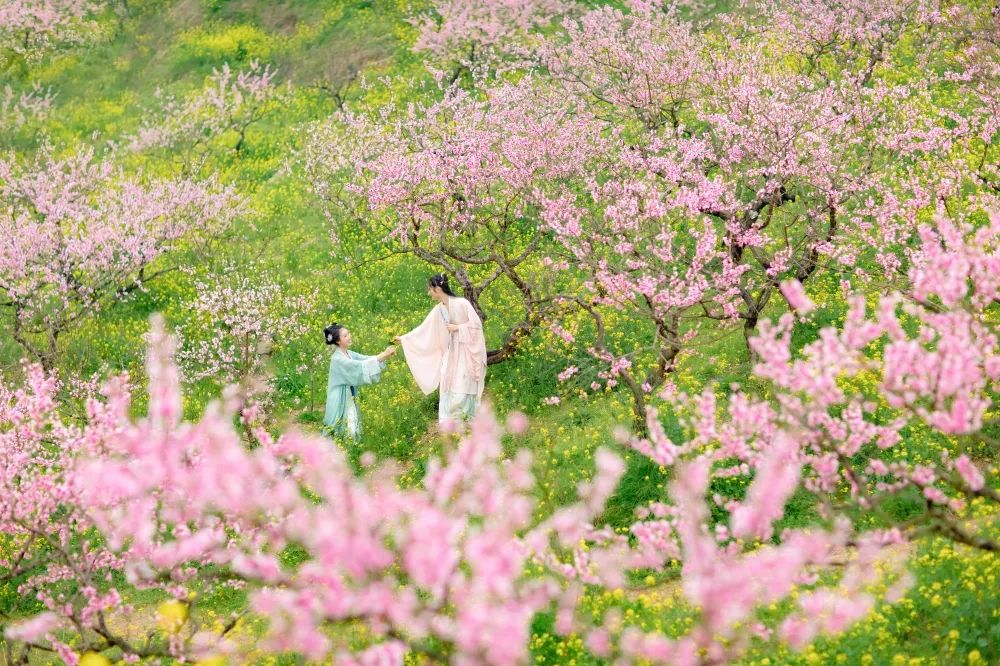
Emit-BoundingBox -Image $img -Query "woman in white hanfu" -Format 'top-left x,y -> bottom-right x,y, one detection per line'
395,274 -> 488,424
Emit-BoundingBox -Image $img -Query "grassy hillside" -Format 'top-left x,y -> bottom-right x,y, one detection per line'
1,1 -> 997,664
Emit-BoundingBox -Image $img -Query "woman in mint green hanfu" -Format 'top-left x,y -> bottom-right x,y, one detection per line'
323,323 -> 396,438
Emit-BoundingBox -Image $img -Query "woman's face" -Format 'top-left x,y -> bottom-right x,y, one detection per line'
427,284 -> 442,300
337,328 -> 352,348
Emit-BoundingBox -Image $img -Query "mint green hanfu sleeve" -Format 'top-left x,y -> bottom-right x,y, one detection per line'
334,350 -> 386,386
325,351 -> 387,430
325,354 -> 347,428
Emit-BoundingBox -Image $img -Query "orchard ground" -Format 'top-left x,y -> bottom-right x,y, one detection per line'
1,1 -> 998,665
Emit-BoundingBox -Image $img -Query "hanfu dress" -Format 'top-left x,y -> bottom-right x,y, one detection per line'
399,296 -> 488,423
324,348 -> 386,438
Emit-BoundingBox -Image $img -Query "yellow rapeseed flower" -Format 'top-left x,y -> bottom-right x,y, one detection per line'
157,599 -> 190,634
194,658 -> 227,666
79,653 -> 112,666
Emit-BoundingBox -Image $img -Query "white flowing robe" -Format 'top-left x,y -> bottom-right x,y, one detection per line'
399,296 -> 488,422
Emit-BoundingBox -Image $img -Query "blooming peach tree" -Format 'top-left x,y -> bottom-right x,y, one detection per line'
128,60 -> 283,176
0,147 -> 242,368
306,77 -> 604,364
7,294 -> 982,663
409,0 -> 573,82
531,0 -> 983,427
0,0 -> 103,63
315,0 -> 994,426
0,83 -> 53,130
176,270 -> 317,420
528,202 -> 998,661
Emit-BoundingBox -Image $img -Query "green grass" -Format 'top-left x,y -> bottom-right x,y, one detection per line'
1,0 -> 998,664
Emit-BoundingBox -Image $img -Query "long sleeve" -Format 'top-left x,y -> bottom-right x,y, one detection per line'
456,298 -> 488,383
399,305 -> 450,395
453,299 -> 483,344
324,351 -> 385,431
330,351 -> 385,388
324,355 -> 347,427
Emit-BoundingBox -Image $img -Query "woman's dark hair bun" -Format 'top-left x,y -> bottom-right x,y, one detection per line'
427,273 -> 456,296
324,323 -> 343,346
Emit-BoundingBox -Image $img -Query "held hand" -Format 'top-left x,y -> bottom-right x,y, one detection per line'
383,345 -> 397,359
446,323 -> 459,332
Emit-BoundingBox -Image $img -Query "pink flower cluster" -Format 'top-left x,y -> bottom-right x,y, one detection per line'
4,318 -> 572,664
0,147 -> 241,366
129,61 -> 280,159
410,0 -> 573,73
1,83 -> 55,128
0,0 -> 102,60
177,270 -> 316,388
535,204 -> 998,662
3,308 -> 935,665
310,1 -> 1000,432
307,76 -> 604,244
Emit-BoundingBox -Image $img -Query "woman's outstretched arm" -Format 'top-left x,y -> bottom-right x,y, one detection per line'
397,306 -> 450,394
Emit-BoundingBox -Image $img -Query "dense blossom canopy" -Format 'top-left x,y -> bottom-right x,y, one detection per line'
1,0 -> 997,663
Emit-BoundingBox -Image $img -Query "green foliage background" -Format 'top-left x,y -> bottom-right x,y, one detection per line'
1,1 -> 996,664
